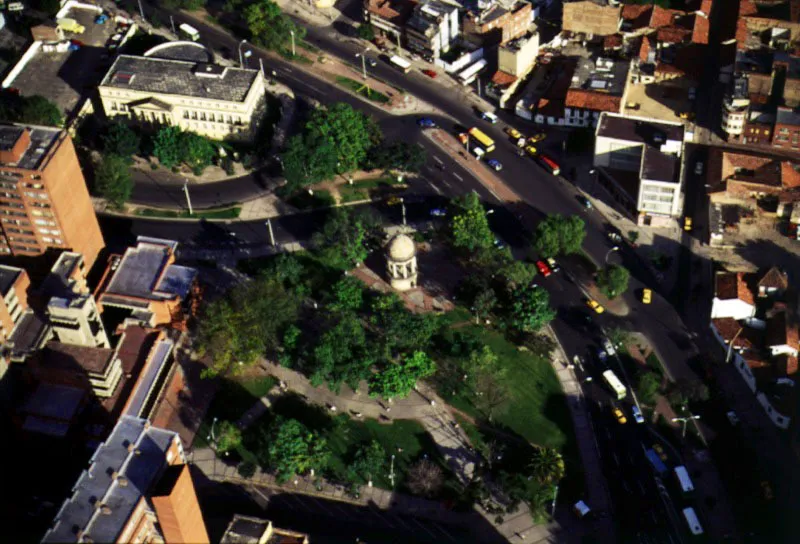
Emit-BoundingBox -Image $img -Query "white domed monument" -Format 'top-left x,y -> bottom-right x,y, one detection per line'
385,233 -> 418,291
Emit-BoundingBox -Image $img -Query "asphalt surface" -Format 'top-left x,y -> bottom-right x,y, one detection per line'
121,5 -> 738,542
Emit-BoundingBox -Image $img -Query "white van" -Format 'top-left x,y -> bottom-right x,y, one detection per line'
480,111 -> 498,124
573,501 -> 591,518
682,507 -> 703,535
471,146 -> 485,159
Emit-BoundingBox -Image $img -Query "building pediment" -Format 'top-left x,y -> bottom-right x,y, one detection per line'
127,97 -> 174,112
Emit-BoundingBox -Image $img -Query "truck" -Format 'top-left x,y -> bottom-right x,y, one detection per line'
56,18 -> 86,34
602,369 -> 627,400
389,55 -> 411,73
179,23 -> 200,41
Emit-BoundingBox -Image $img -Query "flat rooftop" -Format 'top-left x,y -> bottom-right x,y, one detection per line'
0,264 -> 22,295
101,55 -> 259,103
41,341 -> 116,374
103,237 -> 193,302
570,56 -> 628,96
43,416 -> 178,543
0,124 -> 61,170
621,80 -> 694,123
597,113 -> 685,144
6,6 -> 130,118
641,146 -> 679,183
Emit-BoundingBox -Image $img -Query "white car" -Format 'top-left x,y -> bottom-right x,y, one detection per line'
694,161 -> 704,175
632,405 -> 645,424
602,338 -> 616,357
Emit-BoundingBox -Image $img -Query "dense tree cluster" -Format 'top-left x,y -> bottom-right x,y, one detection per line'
533,213 -> 586,258
0,93 -> 63,127
596,264 -> 630,299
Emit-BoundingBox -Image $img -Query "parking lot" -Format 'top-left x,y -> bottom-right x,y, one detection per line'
8,6 -> 133,119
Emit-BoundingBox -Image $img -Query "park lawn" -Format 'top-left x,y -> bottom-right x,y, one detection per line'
337,176 -> 405,203
135,207 -> 241,219
438,324 -> 571,450
334,76 -> 390,104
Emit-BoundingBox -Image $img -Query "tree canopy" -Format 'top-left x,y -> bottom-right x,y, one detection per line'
0,94 -> 63,127
197,278 -> 300,377
215,420 -> 243,454
528,446 -> 565,484
508,285 -> 556,332
328,276 -> 365,312
102,122 -> 140,159
309,312 -> 374,391
450,192 -> 494,253
152,126 -> 217,173
244,0 -> 306,51
349,440 -> 385,484
95,154 -> 133,209
365,141 -> 426,172
533,214 -> 586,257
597,264 -> 630,299
311,208 -> 369,269
369,351 -> 436,400
260,418 -> 330,483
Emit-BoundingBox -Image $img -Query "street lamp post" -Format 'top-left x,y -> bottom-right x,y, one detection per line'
169,15 -> 176,35
355,51 -> 370,80
265,219 -> 276,246
137,0 -> 145,22
289,30 -> 296,57
238,39 -> 248,68
671,415 -> 701,438
183,180 -> 193,215
389,454 -> 396,487
605,246 -> 620,264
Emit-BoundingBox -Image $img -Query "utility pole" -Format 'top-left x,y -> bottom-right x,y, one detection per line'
137,0 -> 145,22
726,327 -> 744,364
551,484 -> 559,515
265,219 -> 275,246
389,454 -> 396,487
477,78 -> 482,98
183,180 -> 193,215
169,15 -> 176,35
400,197 -> 406,227
290,30 -> 296,57
259,58 -> 265,78
357,53 -> 367,80
396,31 -> 401,51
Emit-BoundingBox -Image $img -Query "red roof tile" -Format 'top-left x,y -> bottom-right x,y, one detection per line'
782,162 -> 800,188
759,267 -> 790,291
639,35 -> 652,62
604,34 -> 623,49
650,6 -> 680,28
740,0 -> 758,16
692,14 -> 710,44
491,70 -> 517,86
565,90 -> 622,113
715,272 -> 755,305
712,317 -> 743,343
657,26 -> 692,43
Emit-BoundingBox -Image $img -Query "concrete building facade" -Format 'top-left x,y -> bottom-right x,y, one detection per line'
463,1 -> 532,46
498,31 -> 540,77
0,124 -> 104,269
0,264 -> 30,343
98,54 -> 266,141
406,1 -> 459,60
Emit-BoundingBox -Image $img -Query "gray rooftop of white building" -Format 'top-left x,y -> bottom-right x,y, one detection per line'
101,54 -> 259,102
42,416 -> 178,543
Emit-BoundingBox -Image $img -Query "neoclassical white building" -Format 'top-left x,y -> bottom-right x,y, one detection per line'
98,42 -> 266,141
385,233 -> 417,291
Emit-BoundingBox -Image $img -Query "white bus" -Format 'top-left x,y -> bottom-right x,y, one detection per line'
674,466 -> 695,494
179,23 -> 200,41
682,507 -> 704,536
389,55 -> 411,73
458,59 -> 487,86
602,370 -> 627,400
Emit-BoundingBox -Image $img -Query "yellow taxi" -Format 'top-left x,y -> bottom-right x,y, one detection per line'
641,288 -> 652,304
528,133 -> 546,144
525,145 -> 538,157
679,112 -> 696,120
505,127 -> 522,140
612,408 -> 627,424
586,298 -> 605,314
683,217 -> 693,231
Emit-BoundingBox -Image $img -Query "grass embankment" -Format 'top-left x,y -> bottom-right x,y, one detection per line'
135,207 -> 241,219
334,76 -> 390,104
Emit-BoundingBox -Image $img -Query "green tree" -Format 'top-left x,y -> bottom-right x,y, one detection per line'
357,23 -> 376,41
597,264 -> 630,299
407,459 -> 444,497
370,293 -> 437,355
366,141 -> 426,172
329,276 -> 364,312
497,260 -> 537,290
349,440 -> 385,485
472,288 -> 497,322
310,312 -> 372,391
369,351 -> 436,400
628,230 -> 640,244
180,131 -> 216,173
534,214 -> 585,257
153,126 -> 183,169
637,372 -> 661,405
102,122 -> 140,159
312,208 -> 368,269
95,154 -> 133,209
282,133 -> 338,192
450,192 -> 494,253
18,95 -> 63,126
261,419 -> 330,483
244,0 -> 306,52
607,327 -> 633,351
268,254 -> 306,290
528,446 -> 565,484
508,285 -> 556,332
197,278 -> 300,377
215,420 -> 242,454
306,103 -> 378,174
473,371 -> 509,422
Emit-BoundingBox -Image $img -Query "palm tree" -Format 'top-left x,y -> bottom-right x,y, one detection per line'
528,446 -> 565,484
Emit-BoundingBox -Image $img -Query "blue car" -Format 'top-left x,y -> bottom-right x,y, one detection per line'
486,159 -> 503,171
417,117 -> 437,128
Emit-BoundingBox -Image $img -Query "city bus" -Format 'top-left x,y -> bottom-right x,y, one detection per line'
389,55 -> 412,73
458,59 -> 487,86
602,370 -> 627,400
674,466 -> 695,494
467,127 -> 495,153
538,153 -> 561,176
682,507 -> 704,536
179,23 -> 200,41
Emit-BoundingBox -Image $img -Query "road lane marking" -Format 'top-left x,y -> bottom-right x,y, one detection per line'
453,173 -> 464,182
429,182 -> 443,194
433,155 -> 443,164
612,452 -> 619,465
441,178 -> 454,189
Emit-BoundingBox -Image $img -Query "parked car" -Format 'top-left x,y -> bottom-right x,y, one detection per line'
641,288 -> 652,304
546,257 -> 561,272
607,232 -> 622,243
493,238 -> 506,249
430,208 -> 447,217
536,260 -> 552,277
586,298 -> 605,314
694,161 -> 704,175
726,410 -> 740,426
505,127 -> 522,140
528,133 -> 546,144
684,217 -> 693,231
602,338 -> 616,357
367,58 -> 378,67
574,500 -> 591,519
422,69 -> 438,78
486,159 -> 503,171
480,111 -> 499,124
525,145 -> 538,157
632,405 -> 645,424
417,117 -> 437,128
613,407 -> 627,424
578,196 -> 593,210
653,443 -> 668,461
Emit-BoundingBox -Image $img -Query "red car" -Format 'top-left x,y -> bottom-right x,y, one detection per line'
422,69 -> 438,78
536,260 -> 552,277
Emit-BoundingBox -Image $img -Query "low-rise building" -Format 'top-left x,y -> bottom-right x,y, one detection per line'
220,514 -> 310,544
43,416 -> 209,543
772,107 -> 800,151
363,0 -> 415,47
405,1 -> 459,60
593,112 -> 686,225
705,149 -> 800,205
562,0 -> 621,37
711,271 -> 756,321
95,237 -> 199,331
489,30 -> 539,108
721,74 -> 750,140
463,0 -> 532,47
99,45 -> 266,141
0,264 -> 30,344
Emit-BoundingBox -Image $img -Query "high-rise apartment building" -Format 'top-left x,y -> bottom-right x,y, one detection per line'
0,124 -> 104,270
